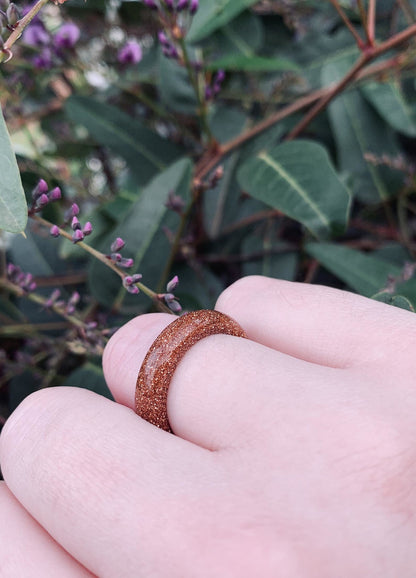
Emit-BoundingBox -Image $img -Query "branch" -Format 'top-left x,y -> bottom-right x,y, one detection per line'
328,0 -> 365,48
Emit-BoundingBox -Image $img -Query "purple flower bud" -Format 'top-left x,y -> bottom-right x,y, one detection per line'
54,22 -> 80,50
176,0 -> 188,11
72,203 -> 80,216
72,229 -> 84,243
163,0 -> 174,11
6,3 -> 19,26
45,288 -> 61,307
32,179 -> 48,200
68,291 -> 80,306
83,221 -> 93,236
158,31 -> 169,46
143,0 -> 158,8
126,285 -> 139,294
131,274 -> 143,283
65,203 -> 79,223
71,216 -> 81,230
123,275 -> 134,287
164,292 -> 176,302
36,193 -> 49,208
50,225 -> 60,237
111,252 -> 122,262
33,47 -> 52,70
7,263 -> 16,277
166,275 -> 179,292
110,237 -> 125,252
48,187 -> 61,201
205,85 -> 213,101
23,23 -> 49,47
117,41 -> 142,65
167,299 -> 182,313
189,0 -> 198,15
119,258 -> 134,268
215,69 -> 225,84
27,281 -> 37,292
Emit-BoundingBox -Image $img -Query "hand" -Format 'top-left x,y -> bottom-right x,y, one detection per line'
1,276 -> 416,577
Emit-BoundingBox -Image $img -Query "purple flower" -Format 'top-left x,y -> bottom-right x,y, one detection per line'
50,225 -> 60,238
23,23 -> 50,47
83,221 -> 93,236
190,0 -> 198,15
54,22 -> 80,50
117,41 -> 142,65
110,237 -> 125,252
48,186 -> 62,201
33,48 -> 53,70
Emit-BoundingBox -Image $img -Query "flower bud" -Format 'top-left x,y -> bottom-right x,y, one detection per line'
189,0 -> 198,15
48,186 -> 61,201
110,237 -> 125,252
83,221 -> 93,236
166,275 -> 179,292
119,258 -> 134,268
49,225 -> 60,237
6,3 -> 19,26
72,229 -> 84,243
36,193 -> 49,208
71,216 -> 81,230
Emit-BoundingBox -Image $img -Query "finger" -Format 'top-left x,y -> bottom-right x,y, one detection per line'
0,482 -> 93,577
215,276 -> 416,369
103,312 -> 330,448
0,387 -> 216,578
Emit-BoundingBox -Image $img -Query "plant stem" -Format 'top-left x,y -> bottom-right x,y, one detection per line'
287,20 -> 416,140
328,0 -> 365,48
0,0 -> 50,63
30,214 -> 158,301
178,37 -> 214,145
367,0 -> 377,45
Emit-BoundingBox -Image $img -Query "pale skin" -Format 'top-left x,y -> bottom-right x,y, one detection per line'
1,276 -> 416,577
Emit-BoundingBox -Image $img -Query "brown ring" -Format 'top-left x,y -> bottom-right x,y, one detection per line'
135,310 -> 247,433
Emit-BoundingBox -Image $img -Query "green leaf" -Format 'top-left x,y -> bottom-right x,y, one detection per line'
89,158 -> 193,310
187,0 -> 259,43
322,58 -> 402,203
306,242 -> 401,297
372,292 -> 415,312
158,53 -> 198,115
361,80 -> 416,137
208,53 -> 300,72
237,140 -> 351,238
64,362 -> 113,400
0,107 -> 27,233
65,96 -> 182,187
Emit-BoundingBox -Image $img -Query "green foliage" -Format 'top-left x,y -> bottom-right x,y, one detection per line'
0,107 -> 27,233
1,0 -> 416,415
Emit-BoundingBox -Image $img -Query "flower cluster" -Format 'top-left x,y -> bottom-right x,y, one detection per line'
106,237 -> 134,269
44,288 -> 80,315
28,179 -> 62,216
23,19 -> 80,69
157,275 -> 181,313
49,202 -> 93,244
6,263 -> 37,293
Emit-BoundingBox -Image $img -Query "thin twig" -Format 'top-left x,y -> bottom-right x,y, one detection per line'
367,0 -> 377,45
328,0 -> 365,48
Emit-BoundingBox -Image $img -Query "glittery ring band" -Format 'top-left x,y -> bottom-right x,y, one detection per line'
135,310 -> 247,433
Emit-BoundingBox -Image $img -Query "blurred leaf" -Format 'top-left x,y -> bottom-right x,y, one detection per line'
306,242 -> 401,296
361,80 -> 416,137
8,370 -> 38,413
174,263 -> 225,310
0,107 -> 27,233
208,53 -> 300,72
202,11 -> 263,59
371,292 -> 415,312
187,0 -> 259,43
158,53 -> 198,115
89,158 -> 193,310
65,96 -> 182,186
64,362 -> 113,399
237,140 -> 351,238
242,229 -> 298,280
322,58 -> 402,203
